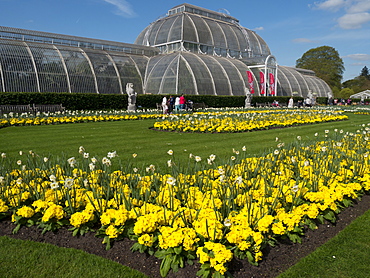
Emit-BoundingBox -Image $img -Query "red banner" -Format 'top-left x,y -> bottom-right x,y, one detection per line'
269,73 -> 275,96
259,71 -> 265,95
246,71 -> 254,94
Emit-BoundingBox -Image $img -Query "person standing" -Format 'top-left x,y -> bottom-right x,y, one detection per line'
288,97 -> 294,108
175,96 -> 181,111
179,94 -> 186,110
162,96 -> 168,114
167,95 -> 175,114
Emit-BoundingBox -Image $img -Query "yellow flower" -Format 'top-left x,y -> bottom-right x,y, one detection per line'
138,234 -> 155,247
105,225 -> 119,238
16,206 -> 35,218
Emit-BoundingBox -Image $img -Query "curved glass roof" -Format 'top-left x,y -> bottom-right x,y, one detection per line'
0,38 -> 148,94
144,52 -> 251,95
135,4 -> 270,62
276,66 -> 331,97
0,4 -> 332,98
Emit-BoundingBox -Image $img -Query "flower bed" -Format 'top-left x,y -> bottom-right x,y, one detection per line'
152,109 -> 348,133
1,124 -> 369,277
0,109 -> 162,128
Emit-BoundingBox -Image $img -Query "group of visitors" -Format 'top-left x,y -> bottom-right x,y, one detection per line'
162,94 -> 187,114
330,98 -> 352,106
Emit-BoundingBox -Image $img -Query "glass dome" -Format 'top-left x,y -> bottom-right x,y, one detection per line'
135,3 -> 271,63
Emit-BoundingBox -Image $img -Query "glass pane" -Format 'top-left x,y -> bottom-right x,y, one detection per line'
156,16 -> 177,44
0,40 -> 38,92
58,46 -> 96,93
168,16 -> 183,43
183,15 -> 198,43
28,44 -> 69,93
205,21 -> 226,48
191,16 -> 213,45
84,50 -> 120,94
178,57 -> 196,95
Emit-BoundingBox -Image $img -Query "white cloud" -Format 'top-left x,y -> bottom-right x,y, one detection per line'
292,38 -> 320,43
253,27 -> 264,31
342,53 -> 370,60
348,0 -> 370,13
349,62 -> 368,66
102,0 -> 136,17
313,0 -> 347,11
338,12 -> 370,29
313,0 -> 370,29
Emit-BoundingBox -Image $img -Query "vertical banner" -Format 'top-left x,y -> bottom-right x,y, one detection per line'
269,73 -> 275,96
246,71 -> 254,94
259,71 -> 265,95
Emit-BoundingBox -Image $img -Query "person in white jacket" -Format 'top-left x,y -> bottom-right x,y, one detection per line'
162,96 -> 168,114
175,96 -> 181,111
288,97 -> 294,108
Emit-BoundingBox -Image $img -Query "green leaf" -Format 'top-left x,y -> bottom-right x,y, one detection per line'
174,246 -> 182,255
160,255 -> 172,277
130,242 -> 141,252
246,251 -> 255,264
324,210 -> 336,223
12,224 -> 21,234
155,249 -> 168,259
72,228 -> 79,237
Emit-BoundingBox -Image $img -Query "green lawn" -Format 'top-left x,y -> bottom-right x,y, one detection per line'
0,112 -> 369,278
278,208 -> 370,278
1,113 -> 369,169
0,236 -> 148,278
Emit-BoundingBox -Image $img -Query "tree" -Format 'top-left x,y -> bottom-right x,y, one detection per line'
338,88 -> 355,99
296,46 -> 344,89
360,66 -> 370,80
342,76 -> 370,93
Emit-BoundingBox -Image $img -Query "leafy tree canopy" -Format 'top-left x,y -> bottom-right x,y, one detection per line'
342,76 -> 370,94
296,46 -> 344,89
360,66 -> 370,79
338,87 -> 355,99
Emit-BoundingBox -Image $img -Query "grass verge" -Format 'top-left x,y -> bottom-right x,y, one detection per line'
0,236 -> 148,278
277,208 -> 370,278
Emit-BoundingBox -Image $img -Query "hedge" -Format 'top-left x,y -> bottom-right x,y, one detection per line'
0,92 -> 339,110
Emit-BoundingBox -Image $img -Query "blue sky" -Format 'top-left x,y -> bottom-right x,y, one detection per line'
1,0 -> 370,81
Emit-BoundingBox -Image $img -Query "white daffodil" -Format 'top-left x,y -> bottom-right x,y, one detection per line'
223,219 -> 232,227
167,177 -> 176,185
64,178 -> 74,188
50,181 -> 59,190
49,175 -> 56,182
102,157 -> 111,166
107,151 -> 117,158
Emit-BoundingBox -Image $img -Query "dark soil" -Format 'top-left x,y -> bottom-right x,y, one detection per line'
1,194 -> 369,278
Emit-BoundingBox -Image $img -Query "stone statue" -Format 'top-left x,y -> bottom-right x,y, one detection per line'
244,87 -> 252,108
126,83 -> 137,111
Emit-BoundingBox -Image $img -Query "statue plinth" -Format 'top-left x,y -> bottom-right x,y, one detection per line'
127,104 -> 136,111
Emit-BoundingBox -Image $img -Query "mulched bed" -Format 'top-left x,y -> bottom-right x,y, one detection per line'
1,194 -> 369,278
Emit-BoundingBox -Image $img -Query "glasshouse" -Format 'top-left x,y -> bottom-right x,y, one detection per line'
0,3 -> 331,97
